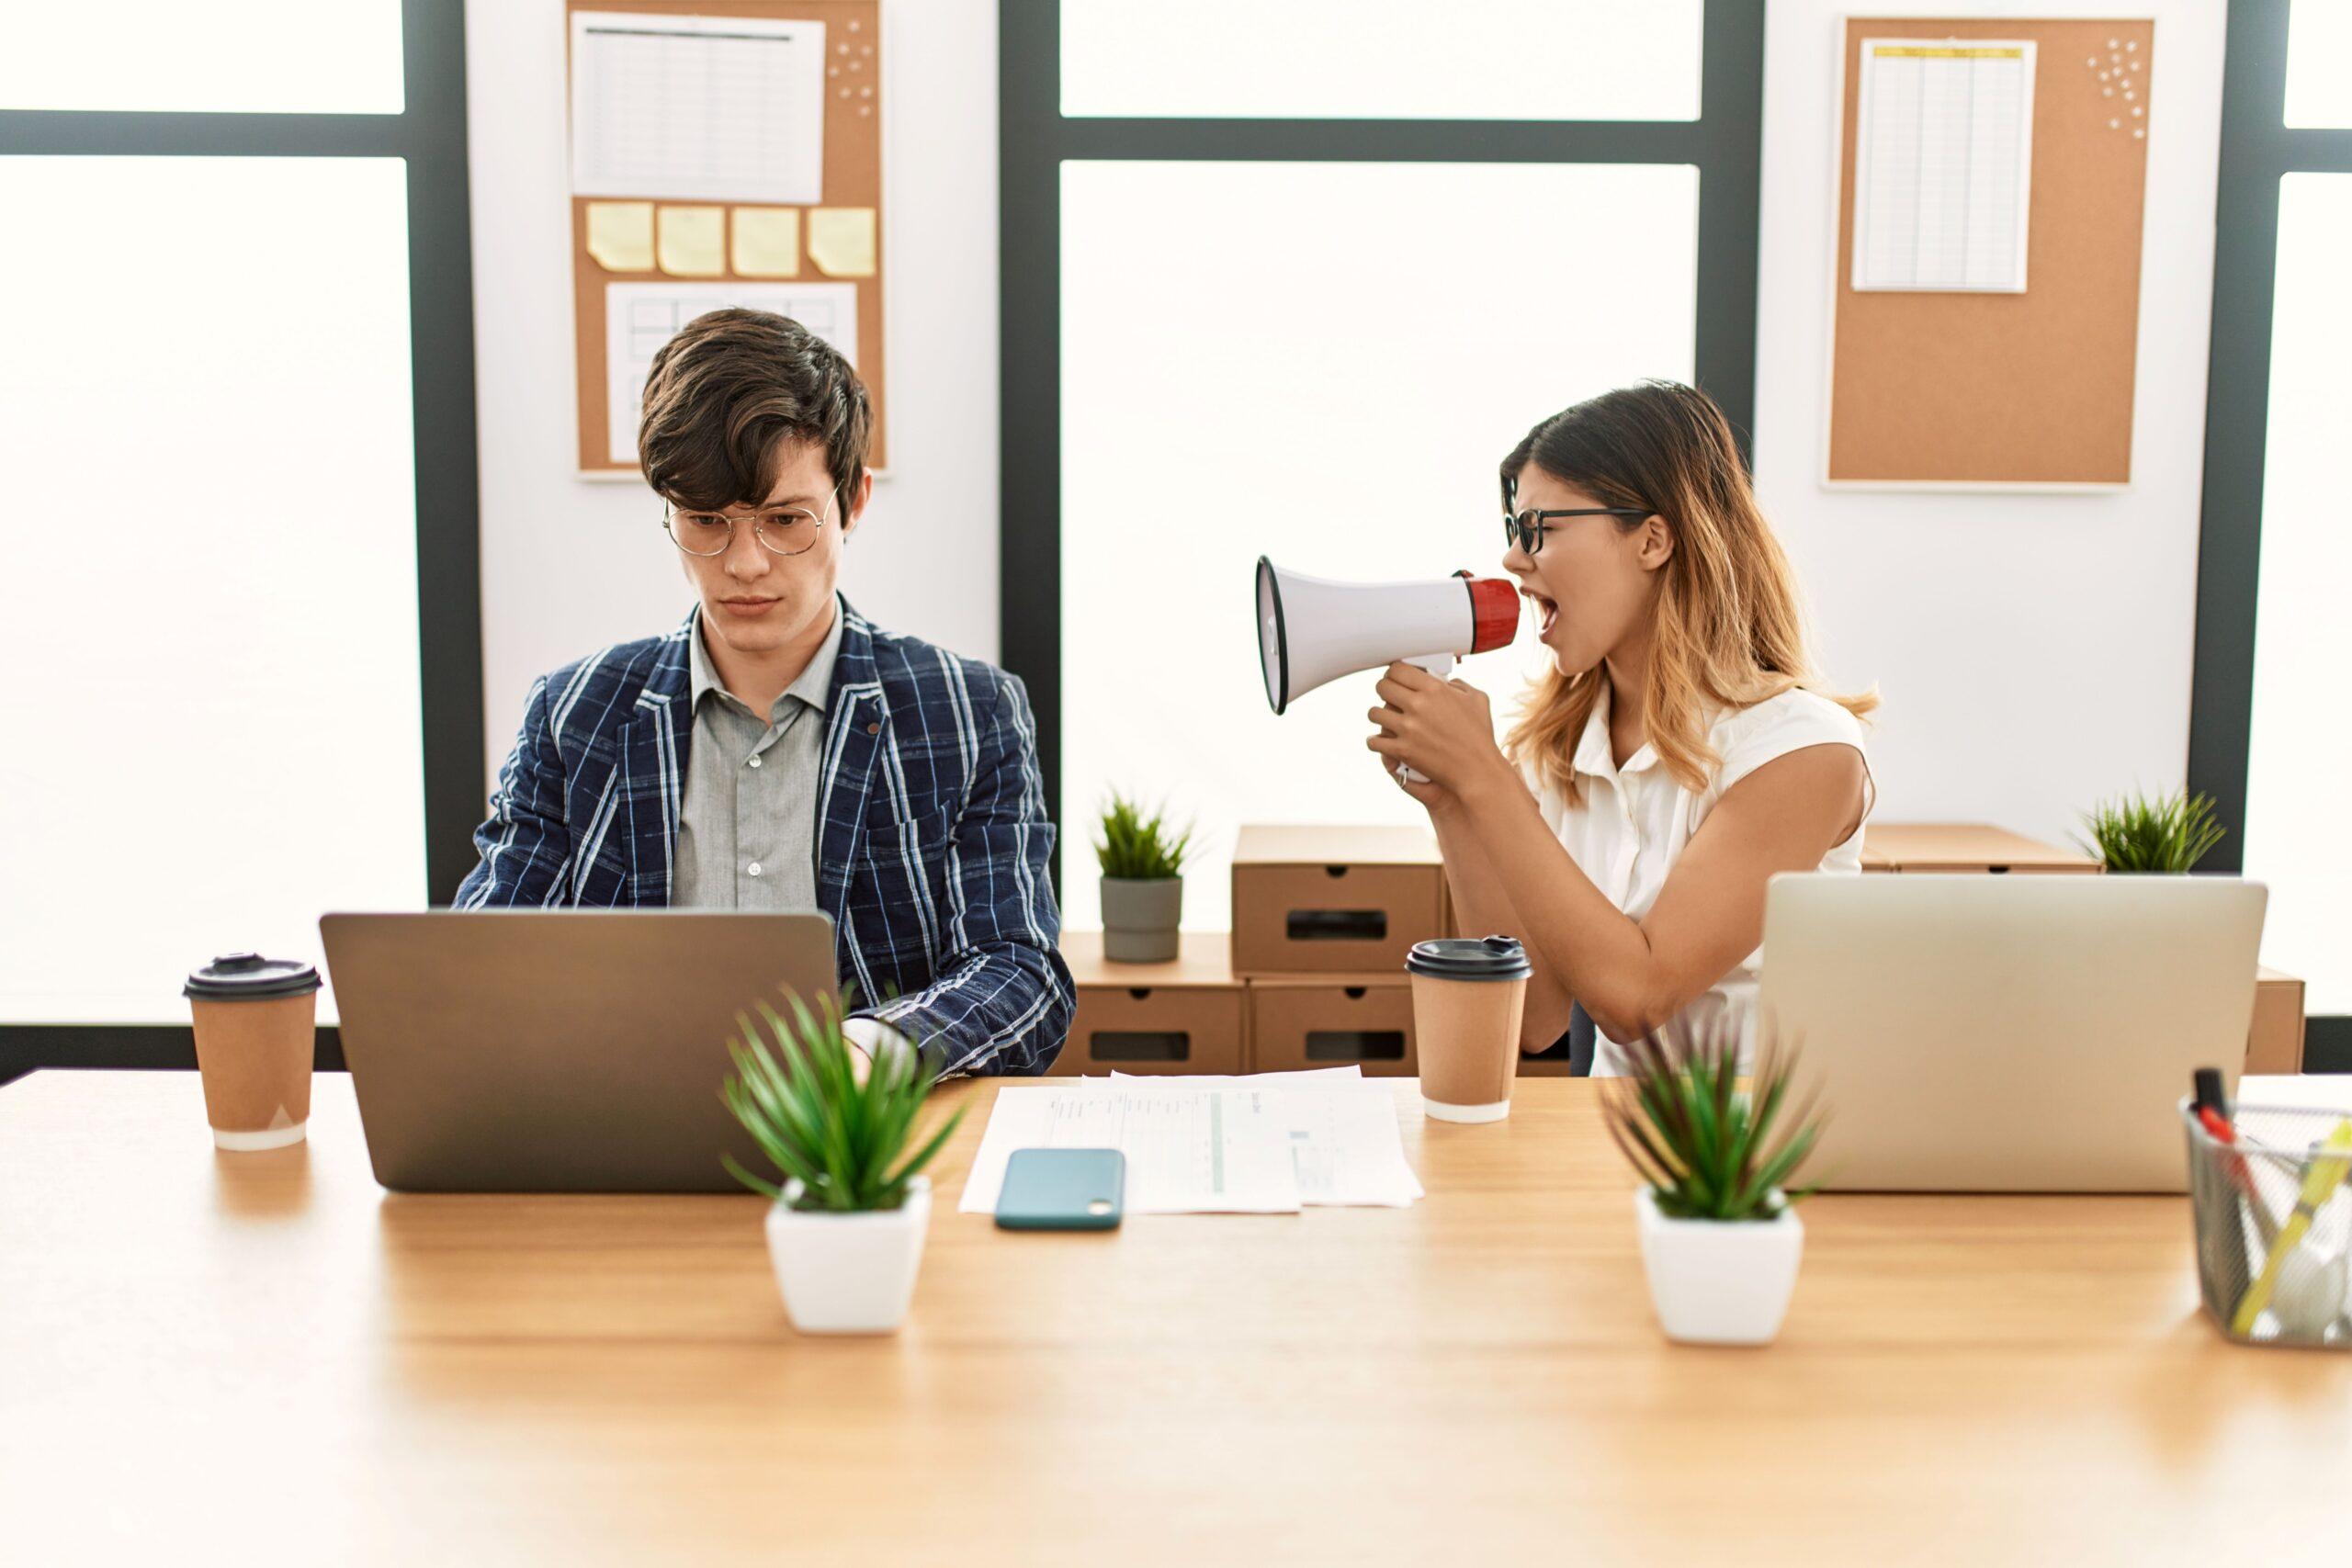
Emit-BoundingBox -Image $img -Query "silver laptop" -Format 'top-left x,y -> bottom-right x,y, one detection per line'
321,911 -> 839,1193
1758,874 -> 2267,1192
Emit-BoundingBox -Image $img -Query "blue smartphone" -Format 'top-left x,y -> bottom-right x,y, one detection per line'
995,1148 -> 1125,1230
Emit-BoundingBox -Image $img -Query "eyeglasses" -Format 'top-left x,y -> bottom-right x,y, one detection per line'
661,492 -> 840,558
1502,505 -> 1650,556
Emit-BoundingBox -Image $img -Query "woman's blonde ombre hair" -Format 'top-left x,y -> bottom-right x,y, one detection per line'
1501,381 -> 1875,807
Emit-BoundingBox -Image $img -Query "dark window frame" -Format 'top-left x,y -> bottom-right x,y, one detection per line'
0,0 -> 481,1085
999,0 -> 1766,886
2188,0 -> 2352,1071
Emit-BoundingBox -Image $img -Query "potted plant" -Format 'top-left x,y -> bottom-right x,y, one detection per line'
1095,789 -> 1193,963
720,990 -> 964,1335
2076,788 -> 2226,873
1601,1022 -> 1827,1346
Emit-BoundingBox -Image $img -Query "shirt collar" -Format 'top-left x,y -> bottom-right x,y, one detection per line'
689,594 -> 846,723
1570,679 -> 1660,781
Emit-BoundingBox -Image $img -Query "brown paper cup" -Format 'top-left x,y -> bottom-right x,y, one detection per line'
189,992 -> 316,1150
1410,971 -> 1528,1123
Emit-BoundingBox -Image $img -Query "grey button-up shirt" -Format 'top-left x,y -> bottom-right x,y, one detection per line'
671,600 -> 843,913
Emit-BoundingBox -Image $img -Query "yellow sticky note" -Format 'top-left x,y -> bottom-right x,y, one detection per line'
807,207 -> 877,277
656,205 -> 727,277
584,201 -> 655,272
730,207 -> 800,277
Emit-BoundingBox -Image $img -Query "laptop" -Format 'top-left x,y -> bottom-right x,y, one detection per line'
1758,874 -> 2267,1192
321,910 -> 839,1193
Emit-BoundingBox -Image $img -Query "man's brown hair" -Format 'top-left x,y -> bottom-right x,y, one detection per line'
637,307 -> 872,513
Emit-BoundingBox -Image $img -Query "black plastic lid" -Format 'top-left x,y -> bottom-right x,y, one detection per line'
183,952 -> 322,1001
1405,935 -> 1532,982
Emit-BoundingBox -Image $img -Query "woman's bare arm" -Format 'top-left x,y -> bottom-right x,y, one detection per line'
1447,743 -> 1866,1042
1426,801 -> 1577,1052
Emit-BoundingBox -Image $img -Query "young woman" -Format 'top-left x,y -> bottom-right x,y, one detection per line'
1367,381 -> 1875,1074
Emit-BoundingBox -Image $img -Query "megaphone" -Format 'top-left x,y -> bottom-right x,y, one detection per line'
1255,556 -> 1521,715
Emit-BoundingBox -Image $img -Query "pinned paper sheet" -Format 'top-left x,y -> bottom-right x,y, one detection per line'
570,11 -> 826,205
808,206 -> 876,277
656,206 -> 726,277
1852,39 -> 2037,292
584,201 -> 655,272
604,281 -> 859,464
730,207 -> 800,277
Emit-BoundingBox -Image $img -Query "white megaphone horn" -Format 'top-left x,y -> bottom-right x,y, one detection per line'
1255,558 -> 1521,778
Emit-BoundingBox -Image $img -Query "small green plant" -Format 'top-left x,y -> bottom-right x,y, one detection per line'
1601,1021 -> 1827,1222
1094,789 -> 1193,881
719,989 -> 964,1213
2076,788 -> 2226,873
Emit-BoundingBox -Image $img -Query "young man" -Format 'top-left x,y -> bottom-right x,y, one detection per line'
455,309 -> 1072,1077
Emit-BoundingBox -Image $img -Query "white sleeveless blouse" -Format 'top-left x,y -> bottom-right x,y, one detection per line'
1527,682 -> 1871,1076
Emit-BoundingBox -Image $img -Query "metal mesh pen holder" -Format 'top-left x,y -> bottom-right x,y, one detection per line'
2182,1099 -> 2352,1348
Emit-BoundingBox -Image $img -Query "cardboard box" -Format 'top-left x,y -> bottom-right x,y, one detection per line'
1247,976 -> 1417,1076
2247,966 -> 2307,1075
1860,822 -> 2102,875
1049,931 -> 1245,1076
1231,825 -> 1446,976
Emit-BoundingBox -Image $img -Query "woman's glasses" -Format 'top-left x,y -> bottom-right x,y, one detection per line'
1502,506 -> 1650,556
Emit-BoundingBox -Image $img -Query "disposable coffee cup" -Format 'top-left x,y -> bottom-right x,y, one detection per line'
183,953 -> 322,1151
1407,936 -> 1532,1124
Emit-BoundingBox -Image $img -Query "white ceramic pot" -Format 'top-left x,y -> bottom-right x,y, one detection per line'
763,1176 -> 933,1335
1634,1187 -> 1804,1346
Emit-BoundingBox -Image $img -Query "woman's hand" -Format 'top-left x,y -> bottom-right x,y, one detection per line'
1366,662 -> 1515,811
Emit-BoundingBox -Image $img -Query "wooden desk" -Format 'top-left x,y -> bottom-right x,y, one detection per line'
5,1073 -> 2349,1563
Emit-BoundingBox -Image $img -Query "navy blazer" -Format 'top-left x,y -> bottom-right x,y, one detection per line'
452,598 -> 1073,1076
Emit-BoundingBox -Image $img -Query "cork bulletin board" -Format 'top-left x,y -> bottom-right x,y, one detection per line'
1826,17 -> 2154,488
566,0 -> 888,478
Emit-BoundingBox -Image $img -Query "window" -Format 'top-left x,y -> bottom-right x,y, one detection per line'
2284,0 -> 2352,130
1002,1 -> 1762,931
0,1 -> 478,1071
0,0 -> 405,114
1060,0 -> 1702,122
0,157 -> 424,1024
2239,173 -> 2352,1014
2189,4 -> 2352,1067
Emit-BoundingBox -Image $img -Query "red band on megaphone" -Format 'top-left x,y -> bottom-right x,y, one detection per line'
1464,576 -> 1520,653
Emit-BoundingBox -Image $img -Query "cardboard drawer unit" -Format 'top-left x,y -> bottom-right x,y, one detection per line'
1231,825 -> 1447,977
1247,976 -> 1418,1077
1049,931 -> 1245,1077
1860,822 -> 2102,875
2248,967 -> 2307,1076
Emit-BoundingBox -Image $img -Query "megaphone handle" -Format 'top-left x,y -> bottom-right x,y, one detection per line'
1395,653 -> 1455,784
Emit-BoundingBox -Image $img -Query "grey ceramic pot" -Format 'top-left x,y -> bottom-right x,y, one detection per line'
1101,876 -> 1183,963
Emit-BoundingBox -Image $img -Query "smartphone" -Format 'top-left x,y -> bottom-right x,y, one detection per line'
994,1147 -> 1125,1230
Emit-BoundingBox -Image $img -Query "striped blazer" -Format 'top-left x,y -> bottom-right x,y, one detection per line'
452,598 -> 1073,1077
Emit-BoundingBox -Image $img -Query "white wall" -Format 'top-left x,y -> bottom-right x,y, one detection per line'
1753,0 -> 2225,847
467,0 -> 2227,855
465,0 -> 1000,786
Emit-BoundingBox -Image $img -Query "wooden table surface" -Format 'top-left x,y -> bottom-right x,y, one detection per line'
6,1071 -> 2350,1565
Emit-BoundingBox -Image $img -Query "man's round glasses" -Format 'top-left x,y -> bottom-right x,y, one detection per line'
1502,506 -> 1650,556
661,493 -> 839,558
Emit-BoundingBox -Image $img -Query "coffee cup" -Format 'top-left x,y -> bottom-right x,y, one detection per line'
183,953 -> 322,1150
1407,936 -> 1532,1123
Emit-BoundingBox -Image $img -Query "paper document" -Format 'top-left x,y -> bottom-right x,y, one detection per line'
1852,39 -> 2036,292
570,11 -> 826,205
960,1074 -> 1421,1215
604,280 -> 857,463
